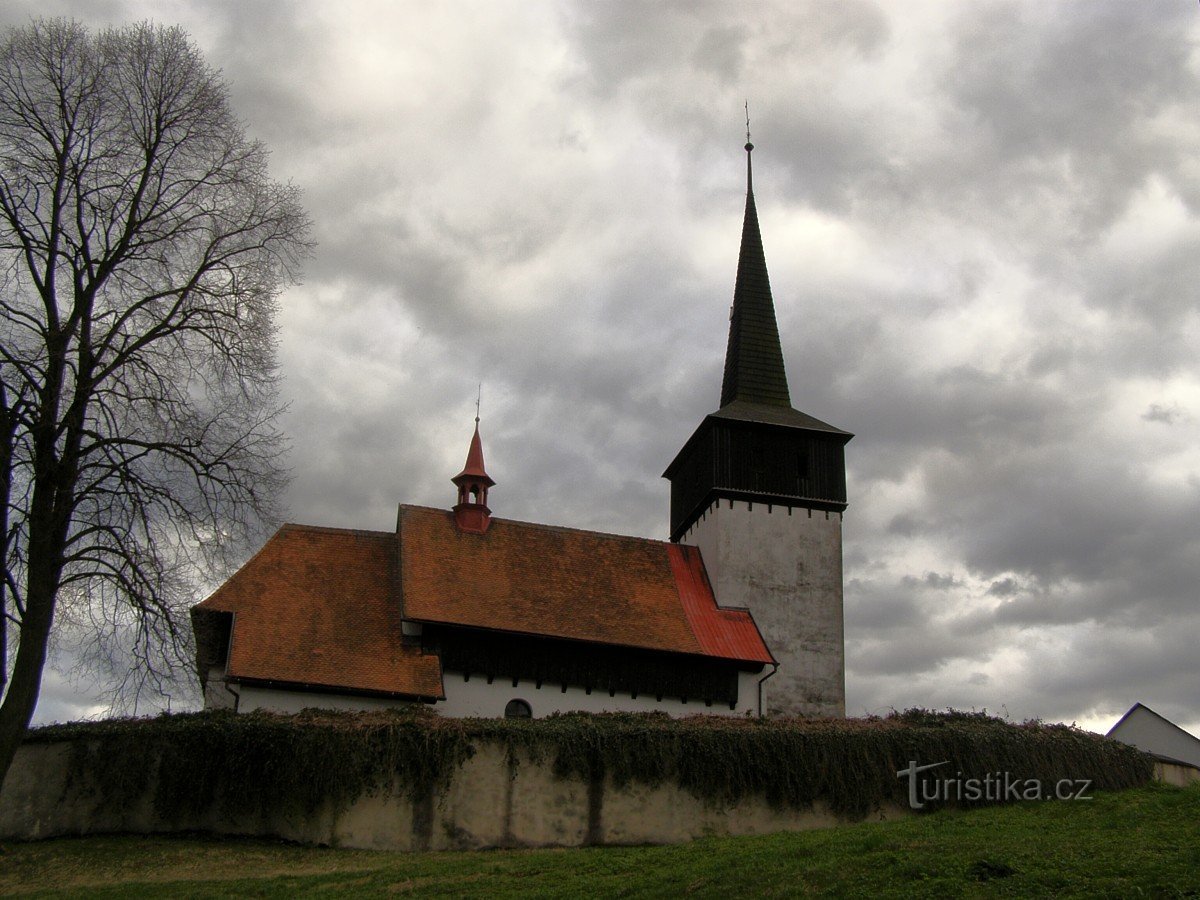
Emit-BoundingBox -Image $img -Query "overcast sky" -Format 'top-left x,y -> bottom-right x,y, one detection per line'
8,1 -> 1199,737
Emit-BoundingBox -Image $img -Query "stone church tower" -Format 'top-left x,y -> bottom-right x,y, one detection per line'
663,141 -> 852,717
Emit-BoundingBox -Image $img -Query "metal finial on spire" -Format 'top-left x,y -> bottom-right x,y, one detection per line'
744,101 -> 754,191
475,383 -> 481,424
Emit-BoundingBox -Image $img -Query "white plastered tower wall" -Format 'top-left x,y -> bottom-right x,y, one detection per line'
681,498 -> 845,717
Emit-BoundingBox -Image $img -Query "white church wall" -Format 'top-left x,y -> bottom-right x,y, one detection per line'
682,498 -> 844,718
236,684 -> 418,715
434,668 -> 763,719
210,668 -> 763,718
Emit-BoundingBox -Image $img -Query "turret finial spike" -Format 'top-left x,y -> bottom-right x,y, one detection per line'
475,383 -> 481,425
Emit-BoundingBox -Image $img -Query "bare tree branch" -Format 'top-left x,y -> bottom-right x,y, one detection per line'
0,19 -> 309,791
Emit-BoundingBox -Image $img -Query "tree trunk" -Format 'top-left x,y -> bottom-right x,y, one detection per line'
0,384 -> 11,692
0,578 -> 56,794
0,337 -> 75,793
0,427 -> 70,790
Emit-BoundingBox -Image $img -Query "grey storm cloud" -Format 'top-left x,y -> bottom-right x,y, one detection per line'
3,0 -> 1198,737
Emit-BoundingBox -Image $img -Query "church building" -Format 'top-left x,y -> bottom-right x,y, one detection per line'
191,141 -> 851,719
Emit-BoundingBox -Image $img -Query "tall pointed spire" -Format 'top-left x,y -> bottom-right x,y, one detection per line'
719,139 -> 792,410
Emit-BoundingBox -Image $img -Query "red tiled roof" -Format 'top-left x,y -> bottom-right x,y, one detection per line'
191,509 -> 773,698
669,543 -> 775,664
398,505 -> 772,664
194,525 -> 444,698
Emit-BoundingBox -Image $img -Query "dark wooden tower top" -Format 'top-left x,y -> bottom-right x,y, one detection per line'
664,141 -> 851,541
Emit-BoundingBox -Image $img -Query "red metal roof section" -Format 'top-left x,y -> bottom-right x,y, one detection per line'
453,421 -> 494,485
668,544 -> 774,664
195,524 -> 444,698
399,505 -> 770,664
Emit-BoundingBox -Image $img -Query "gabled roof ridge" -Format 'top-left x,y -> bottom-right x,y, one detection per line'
276,522 -> 394,539
398,503 -> 673,547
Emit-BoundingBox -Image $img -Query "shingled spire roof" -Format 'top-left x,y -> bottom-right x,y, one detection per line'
712,142 -> 849,435
719,141 -> 791,409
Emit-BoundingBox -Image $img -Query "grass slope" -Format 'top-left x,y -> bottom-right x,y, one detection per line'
2,783 -> 1197,898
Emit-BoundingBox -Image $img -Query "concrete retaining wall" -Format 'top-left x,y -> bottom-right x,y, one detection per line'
0,738 -> 907,850
1154,760 -> 1200,788
4,738 -> 1185,851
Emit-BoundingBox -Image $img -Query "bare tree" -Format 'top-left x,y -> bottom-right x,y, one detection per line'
0,19 -> 309,790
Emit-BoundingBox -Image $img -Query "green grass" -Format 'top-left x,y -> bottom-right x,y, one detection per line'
3,783 -> 1198,898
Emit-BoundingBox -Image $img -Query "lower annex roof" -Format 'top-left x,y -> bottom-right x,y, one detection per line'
193,525 -> 444,699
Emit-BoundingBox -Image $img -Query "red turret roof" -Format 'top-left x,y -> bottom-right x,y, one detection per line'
453,420 -> 494,486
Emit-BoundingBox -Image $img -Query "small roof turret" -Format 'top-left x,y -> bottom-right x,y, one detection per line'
452,416 -> 494,533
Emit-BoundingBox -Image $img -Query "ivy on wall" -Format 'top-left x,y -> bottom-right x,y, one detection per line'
28,708 -> 1154,823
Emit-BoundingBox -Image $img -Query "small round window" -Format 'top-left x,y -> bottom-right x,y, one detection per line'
504,699 -> 532,719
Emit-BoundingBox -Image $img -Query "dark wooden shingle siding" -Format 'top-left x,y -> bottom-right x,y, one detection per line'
668,418 -> 848,540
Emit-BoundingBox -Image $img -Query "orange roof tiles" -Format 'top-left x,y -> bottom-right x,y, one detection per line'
192,508 -> 772,698
194,524 -> 443,698
398,505 -> 771,664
